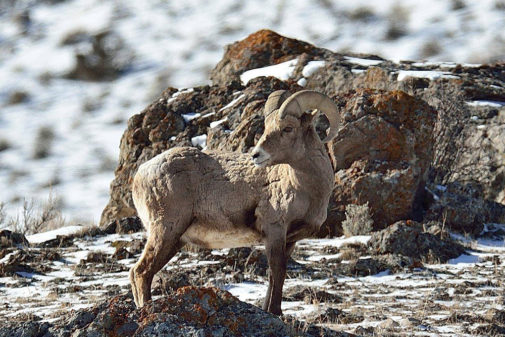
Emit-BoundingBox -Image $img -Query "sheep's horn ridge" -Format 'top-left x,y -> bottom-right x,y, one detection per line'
279,90 -> 340,143
264,90 -> 291,117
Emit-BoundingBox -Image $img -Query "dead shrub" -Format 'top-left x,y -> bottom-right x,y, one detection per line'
7,194 -> 65,235
341,202 -> 374,237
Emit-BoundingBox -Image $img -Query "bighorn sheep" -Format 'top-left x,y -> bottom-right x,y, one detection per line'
130,90 -> 340,315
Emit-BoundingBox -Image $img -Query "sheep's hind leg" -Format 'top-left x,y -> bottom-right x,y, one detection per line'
130,218 -> 188,307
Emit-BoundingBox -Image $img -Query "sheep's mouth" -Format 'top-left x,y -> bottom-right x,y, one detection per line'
253,158 -> 270,167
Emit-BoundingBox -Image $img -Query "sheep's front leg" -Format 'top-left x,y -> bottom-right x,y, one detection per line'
262,227 -> 290,315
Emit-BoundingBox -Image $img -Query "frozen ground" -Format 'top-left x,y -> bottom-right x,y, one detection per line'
0,0 -> 505,224
1,226 -> 505,336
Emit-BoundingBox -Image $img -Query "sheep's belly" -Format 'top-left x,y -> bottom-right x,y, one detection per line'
181,223 -> 263,249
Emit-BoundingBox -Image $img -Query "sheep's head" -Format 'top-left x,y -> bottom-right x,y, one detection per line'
251,90 -> 340,167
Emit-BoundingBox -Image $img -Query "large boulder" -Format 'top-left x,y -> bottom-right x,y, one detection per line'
368,221 -> 465,263
328,89 -> 436,230
101,29 -> 505,235
210,29 -> 327,86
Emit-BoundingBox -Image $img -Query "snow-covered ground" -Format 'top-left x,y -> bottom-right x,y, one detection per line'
1,0 -> 505,224
1,226 -> 505,336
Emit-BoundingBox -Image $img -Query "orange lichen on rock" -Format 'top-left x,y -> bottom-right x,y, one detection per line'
330,89 -> 436,229
225,29 -> 316,66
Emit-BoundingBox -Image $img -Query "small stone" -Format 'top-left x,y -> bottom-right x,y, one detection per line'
377,318 -> 399,330
399,317 -> 421,327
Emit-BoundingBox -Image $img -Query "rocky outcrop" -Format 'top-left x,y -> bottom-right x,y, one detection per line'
329,90 -> 436,229
210,29 -> 327,86
368,220 -> 465,263
425,183 -> 505,235
0,287 -> 351,337
101,29 -> 505,235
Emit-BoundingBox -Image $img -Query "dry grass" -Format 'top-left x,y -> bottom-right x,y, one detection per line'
341,202 -> 374,237
4,193 -> 65,235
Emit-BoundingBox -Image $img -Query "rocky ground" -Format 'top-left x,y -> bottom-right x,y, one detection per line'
1,222 -> 505,336
1,25 -> 505,337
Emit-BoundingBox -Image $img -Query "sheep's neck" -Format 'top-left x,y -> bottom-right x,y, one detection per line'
287,148 -> 334,192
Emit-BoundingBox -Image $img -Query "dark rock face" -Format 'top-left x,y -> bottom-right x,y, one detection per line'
0,230 -> 29,248
101,29 -> 505,236
368,221 -> 466,263
102,216 -> 143,234
425,183 -> 505,235
0,287 -> 351,337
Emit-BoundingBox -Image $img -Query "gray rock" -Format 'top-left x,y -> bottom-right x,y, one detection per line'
368,221 -> 465,263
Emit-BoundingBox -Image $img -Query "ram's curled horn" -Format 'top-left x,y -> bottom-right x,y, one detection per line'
264,90 -> 291,117
279,90 -> 340,143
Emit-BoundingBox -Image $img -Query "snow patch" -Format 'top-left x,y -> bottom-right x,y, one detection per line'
302,60 -> 325,77
219,94 -> 245,112
167,88 -> 195,104
397,70 -> 459,81
181,112 -> 201,122
191,134 -> 207,148
26,225 -> 85,244
297,78 -> 307,87
448,254 -> 480,264
240,58 -> 298,85
210,118 -> 227,128
466,100 -> 505,108
344,56 -> 383,66
351,69 -> 366,74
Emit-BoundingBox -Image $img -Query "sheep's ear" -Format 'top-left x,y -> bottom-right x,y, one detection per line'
301,109 -> 319,125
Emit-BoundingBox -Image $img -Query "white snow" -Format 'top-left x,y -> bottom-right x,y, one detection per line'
26,225 -> 85,244
191,134 -> 207,148
219,94 -> 245,112
210,118 -> 227,128
351,69 -> 366,74
167,88 -> 195,104
181,112 -> 201,122
240,58 -> 298,85
344,56 -> 383,66
397,70 -> 460,81
297,78 -> 307,87
466,100 -> 505,108
298,235 -> 371,248
302,60 -> 326,77
448,254 -> 480,264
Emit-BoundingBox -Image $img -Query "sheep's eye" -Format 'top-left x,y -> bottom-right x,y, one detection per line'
283,127 -> 293,133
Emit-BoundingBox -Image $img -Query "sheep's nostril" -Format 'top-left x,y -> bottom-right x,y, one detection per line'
252,152 -> 260,159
